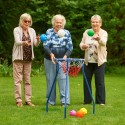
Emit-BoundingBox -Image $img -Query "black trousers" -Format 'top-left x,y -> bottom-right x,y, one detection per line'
83,63 -> 106,104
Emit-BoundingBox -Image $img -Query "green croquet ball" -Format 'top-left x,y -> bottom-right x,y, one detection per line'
87,29 -> 94,36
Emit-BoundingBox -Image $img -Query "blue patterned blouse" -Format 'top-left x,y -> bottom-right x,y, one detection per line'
43,28 -> 73,60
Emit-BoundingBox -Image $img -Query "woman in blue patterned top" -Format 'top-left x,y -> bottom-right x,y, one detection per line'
43,14 -> 73,106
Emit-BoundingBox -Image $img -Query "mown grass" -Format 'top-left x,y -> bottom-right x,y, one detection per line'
0,74 -> 125,125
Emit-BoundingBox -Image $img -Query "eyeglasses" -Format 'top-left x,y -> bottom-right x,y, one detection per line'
24,20 -> 31,23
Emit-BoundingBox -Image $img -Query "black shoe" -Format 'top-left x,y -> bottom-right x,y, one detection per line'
83,102 -> 91,105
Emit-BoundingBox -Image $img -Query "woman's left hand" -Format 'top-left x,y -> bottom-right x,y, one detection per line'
36,34 -> 40,41
93,33 -> 100,41
63,55 -> 67,59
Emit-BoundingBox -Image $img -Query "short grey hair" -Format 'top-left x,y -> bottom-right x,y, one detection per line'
51,14 -> 66,28
19,13 -> 32,27
91,14 -> 102,23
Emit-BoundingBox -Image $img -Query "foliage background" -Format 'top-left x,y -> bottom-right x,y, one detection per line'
0,0 -> 125,67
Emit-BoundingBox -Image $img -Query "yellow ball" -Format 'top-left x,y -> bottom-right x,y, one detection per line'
79,108 -> 87,115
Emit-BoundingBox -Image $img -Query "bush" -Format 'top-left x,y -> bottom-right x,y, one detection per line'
106,65 -> 125,74
0,59 -> 13,77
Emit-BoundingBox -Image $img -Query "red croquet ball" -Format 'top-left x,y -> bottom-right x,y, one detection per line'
76,111 -> 84,118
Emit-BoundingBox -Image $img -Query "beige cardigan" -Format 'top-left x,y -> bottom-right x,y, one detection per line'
12,26 -> 40,62
79,28 -> 108,66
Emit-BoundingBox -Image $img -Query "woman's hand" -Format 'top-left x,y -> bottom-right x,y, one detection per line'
82,44 -> 88,50
23,41 -> 31,46
63,55 -> 67,59
50,53 -> 55,64
36,34 -> 40,42
92,33 -> 100,41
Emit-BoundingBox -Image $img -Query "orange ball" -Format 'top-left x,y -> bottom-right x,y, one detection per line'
76,111 -> 84,118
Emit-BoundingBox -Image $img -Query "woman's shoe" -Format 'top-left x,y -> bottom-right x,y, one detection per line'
26,102 -> 35,106
61,103 -> 69,107
16,102 -> 23,107
100,103 -> 105,106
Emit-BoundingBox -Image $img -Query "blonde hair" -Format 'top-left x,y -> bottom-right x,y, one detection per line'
52,14 -> 66,28
19,13 -> 32,27
91,14 -> 102,23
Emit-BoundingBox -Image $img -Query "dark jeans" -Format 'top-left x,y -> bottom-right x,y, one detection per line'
83,63 -> 106,104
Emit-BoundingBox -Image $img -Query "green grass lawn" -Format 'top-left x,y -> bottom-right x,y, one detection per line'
0,74 -> 125,125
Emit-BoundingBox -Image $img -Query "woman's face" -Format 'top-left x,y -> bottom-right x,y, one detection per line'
22,19 -> 31,30
91,18 -> 102,32
54,18 -> 63,32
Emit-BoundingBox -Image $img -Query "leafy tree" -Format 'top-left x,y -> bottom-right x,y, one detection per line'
0,0 -> 28,64
0,0 -> 125,66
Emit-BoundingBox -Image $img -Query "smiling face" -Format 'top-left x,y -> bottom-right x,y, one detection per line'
54,18 -> 63,32
22,19 -> 31,30
19,13 -> 32,30
52,14 -> 66,33
91,16 -> 102,33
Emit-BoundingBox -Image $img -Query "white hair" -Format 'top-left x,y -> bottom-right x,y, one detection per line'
91,14 -> 102,23
51,14 -> 66,28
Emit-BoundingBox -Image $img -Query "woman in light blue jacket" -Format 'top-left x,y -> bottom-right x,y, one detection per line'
43,14 -> 73,106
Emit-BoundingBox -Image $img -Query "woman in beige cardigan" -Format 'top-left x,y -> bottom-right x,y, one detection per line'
79,14 -> 108,105
12,13 -> 40,107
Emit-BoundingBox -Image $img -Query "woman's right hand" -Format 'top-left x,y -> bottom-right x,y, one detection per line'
82,44 -> 88,50
50,53 -> 55,64
23,41 -> 31,46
